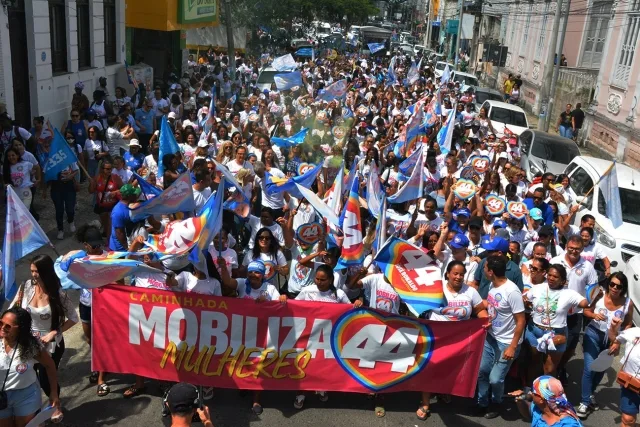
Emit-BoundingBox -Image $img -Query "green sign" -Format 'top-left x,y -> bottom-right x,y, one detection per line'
178,0 -> 218,24
446,19 -> 459,35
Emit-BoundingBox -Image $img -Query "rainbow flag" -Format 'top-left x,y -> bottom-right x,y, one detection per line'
336,177 -> 364,268
374,236 -> 445,316
130,172 -> 195,221
66,254 -> 162,289
188,180 -> 225,266
388,145 -> 424,204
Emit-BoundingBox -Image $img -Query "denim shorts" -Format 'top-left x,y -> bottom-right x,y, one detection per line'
0,382 -> 42,419
621,385 -> 640,415
525,322 -> 568,353
79,302 -> 91,323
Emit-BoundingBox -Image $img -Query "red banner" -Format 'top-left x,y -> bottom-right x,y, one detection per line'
92,286 -> 486,396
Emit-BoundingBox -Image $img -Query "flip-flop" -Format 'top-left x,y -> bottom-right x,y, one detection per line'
51,410 -> 64,424
417,406 -> 430,421
375,406 -> 386,418
97,383 -> 110,397
252,403 -> 263,415
123,385 -> 145,398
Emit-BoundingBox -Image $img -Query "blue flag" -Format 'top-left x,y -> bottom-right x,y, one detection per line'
599,161 -> 623,228
158,116 -> 180,176
388,146 -> 424,204
132,172 -> 162,199
265,164 -> 321,200
437,109 -> 455,154
130,173 -> 196,221
274,71 -> 302,91
2,186 -> 52,300
295,48 -> 314,57
188,180 -> 226,266
368,43 -> 385,54
43,129 -> 79,182
271,128 -> 309,148
272,54 -> 297,71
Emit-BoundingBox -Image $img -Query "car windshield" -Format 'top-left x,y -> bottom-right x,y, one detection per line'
436,63 -> 447,71
475,91 -> 503,104
599,187 -> 640,225
317,27 -> 330,34
530,138 -> 580,165
489,107 -> 527,127
258,71 -> 278,84
454,75 -> 478,86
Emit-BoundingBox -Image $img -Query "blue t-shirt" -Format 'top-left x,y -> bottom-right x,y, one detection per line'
531,403 -> 582,427
523,198 -> 555,225
134,108 -> 154,135
110,202 -> 132,251
124,151 -> 145,171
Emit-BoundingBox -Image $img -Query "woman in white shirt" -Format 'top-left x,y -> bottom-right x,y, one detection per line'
242,227 -> 288,287
12,254 -> 78,423
0,307 -> 60,425
524,264 -> 600,378
580,226 -> 611,278
83,126 -> 108,178
2,148 -> 37,209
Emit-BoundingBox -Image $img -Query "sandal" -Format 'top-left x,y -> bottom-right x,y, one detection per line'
252,403 -> 263,415
294,394 -> 305,409
89,371 -> 99,384
123,385 -> 145,398
316,391 -> 328,402
51,409 -> 64,424
97,383 -> 110,397
375,406 -> 386,418
417,406 -> 430,421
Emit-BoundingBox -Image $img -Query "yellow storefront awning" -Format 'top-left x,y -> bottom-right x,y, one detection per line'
126,0 -> 219,32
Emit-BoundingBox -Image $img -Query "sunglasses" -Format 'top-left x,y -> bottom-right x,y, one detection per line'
71,114 -> 80,118
0,322 -> 15,331
258,235 -> 271,241
529,266 -> 543,272
610,281 -> 624,289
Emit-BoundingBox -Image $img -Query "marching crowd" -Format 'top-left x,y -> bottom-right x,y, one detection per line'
0,47 -> 636,427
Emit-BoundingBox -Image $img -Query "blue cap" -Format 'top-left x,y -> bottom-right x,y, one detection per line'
530,208 -> 543,221
87,109 -> 96,116
450,233 -> 470,249
247,259 -> 266,275
454,207 -> 472,218
480,236 -> 510,253
493,219 -> 507,229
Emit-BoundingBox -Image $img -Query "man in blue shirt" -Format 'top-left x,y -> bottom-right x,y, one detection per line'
523,188 -> 554,225
134,101 -> 156,154
470,236 -> 524,299
123,139 -> 145,172
449,207 -> 471,234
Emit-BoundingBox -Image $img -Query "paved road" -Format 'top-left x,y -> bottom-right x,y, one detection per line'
7,144 -> 622,426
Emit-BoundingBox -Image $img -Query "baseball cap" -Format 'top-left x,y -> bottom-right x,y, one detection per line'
247,259 -> 266,275
538,225 -> 554,237
469,216 -> 484,229
197,140 -> 209,148
87,109 -> 96,116
454,207 -> 472,218
120,183 -> 141,198
494,228 -> 510,240
83,227 -> 103,247
129,139 -> 140,147
480,236 -> 510,253
450,233 -> 470,249
166,382 -> 198,413
530,208 -> 543,221
168,112 -> 177,119
493,219 -> 507,229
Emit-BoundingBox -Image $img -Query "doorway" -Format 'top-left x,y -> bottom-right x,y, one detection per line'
8,0 -> 32,128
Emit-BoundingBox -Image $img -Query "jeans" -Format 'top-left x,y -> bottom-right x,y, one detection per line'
477,334 -> 521,407
50,181 -> 76,230
35,337 -> 65,397
559,125 -> 574,139
581,325 -> 609,405
567,314 -> 583,351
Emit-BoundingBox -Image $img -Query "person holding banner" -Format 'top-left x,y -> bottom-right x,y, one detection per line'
0,307 -> 60,426
217,259 -> 286,414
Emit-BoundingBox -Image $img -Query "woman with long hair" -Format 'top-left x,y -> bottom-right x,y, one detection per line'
162,153 -> 180,188
2,147 -> 38,210
261,148 -> 281,174
89,158 -> 123,244
83,125 -> 108,178
30,116 -> 52,148
0,307 -> 60,426
285,144 -> 305,176
12,255 -> 78,423
215,141 -> 234,165
357,147 -> 380,187
242,227 -> 288,287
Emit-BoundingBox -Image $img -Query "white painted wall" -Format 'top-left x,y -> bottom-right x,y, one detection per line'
6,0 -> 127,128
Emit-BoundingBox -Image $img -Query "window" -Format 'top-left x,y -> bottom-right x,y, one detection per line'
48,0 -> 67,73
581,1 -> 613,68
510,4 -> 518,44
569,167 -> 594,208
535,3 -> 550,60
613,0 -> 640,86
521,3 -> 532,52
104,0 -> 117,63
77,0 -> 91,68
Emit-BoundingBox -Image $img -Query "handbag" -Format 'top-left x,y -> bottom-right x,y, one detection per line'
0,343 -> 17,410
617,338 -> 640,393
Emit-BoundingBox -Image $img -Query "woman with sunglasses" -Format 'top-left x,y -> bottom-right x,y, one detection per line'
83,125 -> 108,178
523,264 -> 600,378
215,141 -> 234,166
89,158 -> 123,244
242,227 -> 288,287
12,255 -> 78,423
0,307 -> 60,426
578,272 -> 633,418
60,109 -> 88,144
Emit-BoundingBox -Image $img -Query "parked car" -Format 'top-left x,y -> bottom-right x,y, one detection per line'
519,130 -> 581,182
451,71 -> 479,90
434,61 -> 454,78
257,67 -> 278,92
624,254 -> 640,325
564,157 -> 640,287
480,100 -> 529,136
472,86 -> 503,112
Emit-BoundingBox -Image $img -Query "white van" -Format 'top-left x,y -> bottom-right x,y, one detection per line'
564,156 -> 640,275
480,100 -> 530,136
434,61 -> 454,78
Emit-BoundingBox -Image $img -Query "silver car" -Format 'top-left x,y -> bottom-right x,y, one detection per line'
257,67 -> 278,92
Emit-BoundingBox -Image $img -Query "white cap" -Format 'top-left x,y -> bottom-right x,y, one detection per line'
168,112 -> 177,119
129,139 -> 141,147
197,140 -> 209,148
154,130 -> 160,136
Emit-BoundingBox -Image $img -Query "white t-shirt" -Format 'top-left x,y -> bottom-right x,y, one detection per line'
209,246 -> 238,276
113,167 -> 132,183
152,97 -> 169,117
175,272 -> 222,296
235,278 -> 281,300
288,198 -> 317,230
0,340 -> 38,391
193,187 -> 212,213
247,216 -> 285,249
616,327 -> 640,378
242,251 -> 287,286
360,274 -> 400,314
134,271 -> 170,290
524,284 -> 584,328
256,170 -> 286,209
84,139 -> 107,160
143,155 -> 159,176
295,284 -> 350,303
227,159 -> 254,175
436,284 -> 483,321
106,127 -> 128,157
549,255 -> 599,313
9,162 -> 33,188
487,279 -> 525,344
287,244 -> 317,294
581,242 -> 607,265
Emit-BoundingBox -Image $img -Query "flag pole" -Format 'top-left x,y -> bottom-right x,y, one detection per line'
49,243 -> 60,257
577,161 -> 614,208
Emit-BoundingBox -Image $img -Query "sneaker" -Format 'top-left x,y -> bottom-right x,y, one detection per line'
589,395 -> 599,410
484,406 -> 500,419
57,230 -> 64,240
576,403 -> 591,419
293,394 -> 305,409
316,391 -> 328,402
69,222 -> 76,233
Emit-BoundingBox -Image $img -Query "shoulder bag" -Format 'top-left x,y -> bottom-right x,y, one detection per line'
617,337 -> 640,393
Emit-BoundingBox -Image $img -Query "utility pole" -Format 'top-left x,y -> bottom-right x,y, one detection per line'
539,0 -> 565,131
426,0 -> 432,48
547,0 -> 571,132
224,0 -> 236,79
454,0 -> 464,67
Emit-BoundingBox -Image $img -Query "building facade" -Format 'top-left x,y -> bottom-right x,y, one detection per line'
0,0 -> 126,128
582,0 -> 640,168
